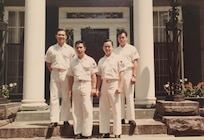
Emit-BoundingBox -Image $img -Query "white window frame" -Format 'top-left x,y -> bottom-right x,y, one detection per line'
153,6 -> 182,43
4,7 -> 25,44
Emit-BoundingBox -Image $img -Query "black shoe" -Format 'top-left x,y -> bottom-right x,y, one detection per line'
98,133 -> 110,138
129,120 -> 136,136
74,134 -> 82,139
115,135 -> 121,138
49,122 -> 57,128
63,121 -> 70,127
81,135 -> 92,139
121,119 -> 125,124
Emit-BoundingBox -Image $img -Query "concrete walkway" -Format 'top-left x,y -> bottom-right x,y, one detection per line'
1,134 -> 204,140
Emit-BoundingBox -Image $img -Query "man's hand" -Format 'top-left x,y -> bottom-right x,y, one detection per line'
115,87 -> 122,94
131,76 -> 136,85
68,90 -> 72,101
95,89 -> 100,98
91,88 -> 96,96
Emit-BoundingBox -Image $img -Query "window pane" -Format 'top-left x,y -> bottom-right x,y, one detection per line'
153,12 -> 158,26
153,28 -> 158,42
19,12 -> 25,26
159,11 -> 169,26
8,12 -> 17,26
66,29 -> 74,46
8,11 -> 25,44
8,28 -> 17,43
159,28 -> 166,42
19,28 -> 24,43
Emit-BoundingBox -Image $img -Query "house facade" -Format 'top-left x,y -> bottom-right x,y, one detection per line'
1,0 -> 204,110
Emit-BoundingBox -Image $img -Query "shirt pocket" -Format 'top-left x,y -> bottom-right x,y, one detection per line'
81,62 -> 91,72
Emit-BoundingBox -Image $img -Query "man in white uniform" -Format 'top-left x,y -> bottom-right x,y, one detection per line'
68,40 -> 98,139
45,28 -> 75,128
114,29 -> 140,135
96,39 -> 125,138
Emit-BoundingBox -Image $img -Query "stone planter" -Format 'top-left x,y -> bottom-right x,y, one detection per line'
0,102 -> 21,120
0,97 -> 9,104
165,94 -> 185,102
185,97 -> 204,108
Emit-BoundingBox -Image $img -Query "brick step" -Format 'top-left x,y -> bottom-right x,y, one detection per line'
0,119 -> 166,138
162,116 -> 204,136
14,108 -> 156,122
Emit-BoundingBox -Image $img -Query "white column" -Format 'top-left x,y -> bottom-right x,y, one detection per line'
21,0 -> 48,110
134,0 -> 156,107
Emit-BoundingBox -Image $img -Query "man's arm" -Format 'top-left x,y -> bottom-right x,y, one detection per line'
132,59 -> 138,76
46,62 -> 52,72
91,73 -> 97,96
96,75 -> 102,97
116,71 -> 124,94
68,76 -> 74,100
131,59 -> 138,84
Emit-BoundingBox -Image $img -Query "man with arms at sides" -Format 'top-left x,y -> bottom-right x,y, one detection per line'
114,29 -> 140,135
68,40 -> 98,139
96,39 -> 125,138
45,28 -> 75,128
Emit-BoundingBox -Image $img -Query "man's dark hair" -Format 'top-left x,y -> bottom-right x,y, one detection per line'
103,39 -> 113,46
75,40 -> 86,48
56,28 -> 67,34
117,29 -> 128,37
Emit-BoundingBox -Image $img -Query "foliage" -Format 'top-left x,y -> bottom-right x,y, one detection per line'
0,83 -> 17,98
163,79 -> 185,96
163,79 -> 204,98
184,82 -> 204,97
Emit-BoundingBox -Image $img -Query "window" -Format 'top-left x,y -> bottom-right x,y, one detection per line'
8,11 -> 24,44
153,7 -> 183,97
66,29 -> 74,47
4,7 -> 25,101
153,7 -> 182,43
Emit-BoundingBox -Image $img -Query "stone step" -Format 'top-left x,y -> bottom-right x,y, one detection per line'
0,119 -> 166,138
163,116 -> 204,136
14,108 -> 156,122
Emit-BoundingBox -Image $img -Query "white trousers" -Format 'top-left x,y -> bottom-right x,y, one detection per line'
121,69 -> 135,121
49,70 -> 72,122
72,81 -> 93,137
99,80 -> 121,135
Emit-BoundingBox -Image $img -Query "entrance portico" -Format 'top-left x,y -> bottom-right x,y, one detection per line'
21,0 -> 155,110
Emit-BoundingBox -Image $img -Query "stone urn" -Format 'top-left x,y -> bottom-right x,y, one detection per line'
0,95 -> 9,104
165,93 -> 185,101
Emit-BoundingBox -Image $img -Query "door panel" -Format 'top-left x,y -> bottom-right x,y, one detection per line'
81,28 -> 109,106
81,28 -> 109,63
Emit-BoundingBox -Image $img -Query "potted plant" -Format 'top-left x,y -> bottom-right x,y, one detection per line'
0,83 -> 17,103
164,79 -> 204,107
163,79 -> 186,101
184,81 -> 204,107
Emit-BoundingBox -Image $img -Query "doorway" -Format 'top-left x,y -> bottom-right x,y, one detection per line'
81,28 -> 109,106
81,28 -> 109,63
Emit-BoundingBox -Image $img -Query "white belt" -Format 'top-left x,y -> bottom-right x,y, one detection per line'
52,68 -> 66,72
74,80 -> 90,83
125,67 -> 132,71
104,79 -> 118,83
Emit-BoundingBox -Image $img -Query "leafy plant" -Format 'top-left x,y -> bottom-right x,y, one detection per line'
184,82 -> 204,97
163,79 -> 185,96
0,83 -> 17,98
164,79 -> 204,98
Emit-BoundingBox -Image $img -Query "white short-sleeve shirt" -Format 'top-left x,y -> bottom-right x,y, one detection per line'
114,43 -> 139,68
97,53 -> 126,80
68,54 -> 98,81
45,43 -> 75,70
